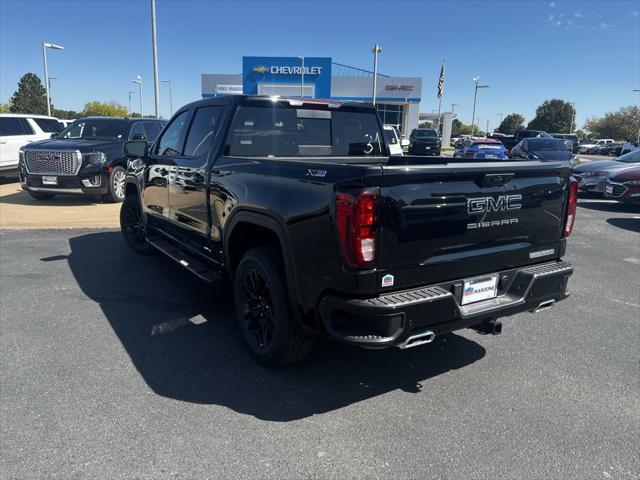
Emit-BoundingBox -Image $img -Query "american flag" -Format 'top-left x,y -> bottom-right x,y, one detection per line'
437,62 -> 445,99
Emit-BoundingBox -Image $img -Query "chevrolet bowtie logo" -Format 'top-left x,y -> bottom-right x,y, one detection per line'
252,66 -> 268,74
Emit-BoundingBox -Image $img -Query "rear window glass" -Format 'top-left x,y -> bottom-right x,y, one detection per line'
33,118 -> 63,133
226,106 -> 384,157
618,149 -> 640,163
528,139 -> 568,151
383,128 -> 398,145
475,143 -> 502,149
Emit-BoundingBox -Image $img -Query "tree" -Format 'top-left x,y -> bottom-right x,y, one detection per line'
497,113 -> 525,135
52,108 -> 78,120
80,101 -> 128,117
527,99 -> 575,133
9,73 -> 48,115
451,119 -> 480,136
584,106 -> 640,142
0,102 -> 10,113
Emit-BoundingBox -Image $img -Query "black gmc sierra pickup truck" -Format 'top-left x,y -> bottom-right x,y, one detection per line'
120,95 -> 576,367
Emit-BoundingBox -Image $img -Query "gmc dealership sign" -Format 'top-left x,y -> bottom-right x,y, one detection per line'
385,84 -> 414,91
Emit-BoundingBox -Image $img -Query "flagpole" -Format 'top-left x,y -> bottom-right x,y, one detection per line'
436,58 -> 445,136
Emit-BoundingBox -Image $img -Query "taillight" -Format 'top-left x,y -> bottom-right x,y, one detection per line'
335,189 -> 378,269
563,177 -> 579,237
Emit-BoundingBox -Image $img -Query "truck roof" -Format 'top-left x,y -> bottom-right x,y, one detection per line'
182,95 -> 375,112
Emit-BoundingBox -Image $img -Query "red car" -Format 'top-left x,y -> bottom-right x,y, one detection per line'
604,167 -> 640,204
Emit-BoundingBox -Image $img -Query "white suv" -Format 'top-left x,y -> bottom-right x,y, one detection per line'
578,138 -> 615,154
0,114 -> 63,176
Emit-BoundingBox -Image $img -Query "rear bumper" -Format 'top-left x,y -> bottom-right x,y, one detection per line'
318,260 -> 573,349
408,145 -> 441,155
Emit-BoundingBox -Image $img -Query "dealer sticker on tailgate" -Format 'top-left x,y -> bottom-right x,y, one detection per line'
462,275 -> 498,305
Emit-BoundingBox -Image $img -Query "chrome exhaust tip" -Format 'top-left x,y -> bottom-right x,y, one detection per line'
533,299 -> 555,313
397,330 -> 435,349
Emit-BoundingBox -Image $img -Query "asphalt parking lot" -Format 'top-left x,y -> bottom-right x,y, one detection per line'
1,186 -> 639,478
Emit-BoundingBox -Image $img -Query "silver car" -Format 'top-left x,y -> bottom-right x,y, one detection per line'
573,149 -> 640,194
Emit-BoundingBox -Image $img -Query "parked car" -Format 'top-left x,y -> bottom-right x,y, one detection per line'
578,138 -> 615,154
510,138 -> 573,161
551,133 -> 579,154
572,148 -> 640,194
0,113 -> 64,176
604,166 -> 640,204
408,128 -> 441,155
19,116 -> 166,202
500,130 -> 552,151
58,119 -> 75,129
594,143 -> 623,156
453,138 -> 509,160
383,125 -> 403,155
119,94 -> 575,367
621,141 -> 639,155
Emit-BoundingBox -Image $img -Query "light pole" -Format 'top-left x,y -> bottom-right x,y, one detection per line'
371,44 -> 382,106
298,56 -> 305,98
633,90 -> 640,144
161,80 -> 173,116
470,75 -> 489,138
451,103 -> 460,114
133,76 -> 143,117
497,112 -> 504,125
48,76 -> 57,108
150,0 -> 160,118
42,42 -> 64,117
128,91 -> 136,116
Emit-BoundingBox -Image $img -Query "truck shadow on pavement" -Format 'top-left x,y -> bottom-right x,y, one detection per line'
66,231 -> 486,422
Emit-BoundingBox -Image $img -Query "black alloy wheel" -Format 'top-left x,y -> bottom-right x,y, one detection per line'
120,194 -> 155,255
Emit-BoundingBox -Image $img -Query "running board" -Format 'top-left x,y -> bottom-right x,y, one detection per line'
148,236 -> 220,284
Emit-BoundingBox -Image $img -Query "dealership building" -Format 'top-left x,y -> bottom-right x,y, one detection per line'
201,56 -> 422,136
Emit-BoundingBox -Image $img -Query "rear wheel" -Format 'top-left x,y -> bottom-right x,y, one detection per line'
234,247 -> 314,367
120,194 -> 155,255
27,191 -> 55,200
103,166 -> 127,203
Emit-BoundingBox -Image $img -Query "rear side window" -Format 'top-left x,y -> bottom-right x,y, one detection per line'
0,117 -> 33,136
184,106 -> 224,157
226,106 -> 384,157
155,110 -> 189,156
528,139 -> 568,151
383,128 -> 398,145
33,118 -> 63,133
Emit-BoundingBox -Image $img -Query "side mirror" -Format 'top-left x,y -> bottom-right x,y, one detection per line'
124,140 -> 148,157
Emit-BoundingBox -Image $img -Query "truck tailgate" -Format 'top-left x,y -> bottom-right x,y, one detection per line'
377,159 -> 571,292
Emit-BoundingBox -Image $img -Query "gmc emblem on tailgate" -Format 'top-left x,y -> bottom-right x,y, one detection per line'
467,194 -> 522,214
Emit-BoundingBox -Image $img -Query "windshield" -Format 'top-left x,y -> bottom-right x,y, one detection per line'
528,139 -> 568,151
414,129 -> 437,138
618,149 -> 640,163
58,118 -> 129,141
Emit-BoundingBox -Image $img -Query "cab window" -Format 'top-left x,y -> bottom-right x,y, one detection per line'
154,111 -> 189,156
129,122 -> 146,141
183,106 -> 224,157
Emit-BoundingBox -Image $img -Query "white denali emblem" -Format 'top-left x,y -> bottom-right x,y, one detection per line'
467,194 -> 522,214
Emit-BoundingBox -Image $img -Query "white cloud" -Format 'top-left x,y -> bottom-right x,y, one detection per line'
555,20 -> 563,26
599,22 -> 615,30
549,2 -> 556,7
574,11 -> 583,18
548,13 -> 555,21
630,11 -> 640,17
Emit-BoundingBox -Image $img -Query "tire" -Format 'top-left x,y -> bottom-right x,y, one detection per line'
103,166 -> 127,203
27,191 -> 55,200
120,194 -> 155,255
234,247 -> 314,367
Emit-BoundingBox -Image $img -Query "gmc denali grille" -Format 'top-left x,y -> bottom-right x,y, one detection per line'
25,150 -> 80,175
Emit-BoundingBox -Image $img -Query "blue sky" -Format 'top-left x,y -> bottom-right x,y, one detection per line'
1,0 -> 638,129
